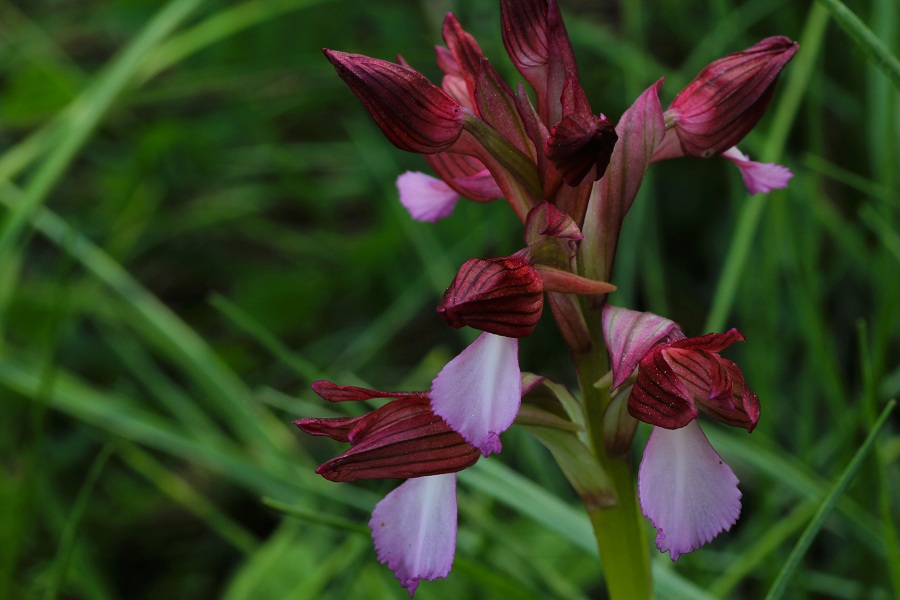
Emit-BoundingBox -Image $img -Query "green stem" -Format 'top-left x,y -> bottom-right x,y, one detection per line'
587,461 -> 651,600
574,318 -> 651,600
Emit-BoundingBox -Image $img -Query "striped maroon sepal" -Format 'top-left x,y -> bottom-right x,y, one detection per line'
437,256 -> 543,338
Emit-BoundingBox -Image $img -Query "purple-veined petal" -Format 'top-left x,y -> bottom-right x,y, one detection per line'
524,201 -> 583,244
452,168 -> 503,200
431,332 -> 521,456
294,414 -> 365,442
638,421 -> 742,561
501,0 -> 586,127
441,13 -> 487,102
500,0 -> 550,79
397,171 -> 460,222
370,474 -> 458,597
722,147 -> 793,195
628,328 -> 760,431
310,380 -> 425,403
425,153 -> 501,203
473,58 -> 536,159
309,396 -> 480,482
602,305 -> 683,390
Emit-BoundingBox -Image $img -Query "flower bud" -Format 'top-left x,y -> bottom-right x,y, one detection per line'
324,49 -> 464,153
667,36 -> 798,158
438,256 -> 543,338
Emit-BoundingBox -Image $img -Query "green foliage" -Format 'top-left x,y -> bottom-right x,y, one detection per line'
0,0 -> 898,598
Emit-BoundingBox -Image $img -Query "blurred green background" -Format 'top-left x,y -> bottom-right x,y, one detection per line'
0,0 -> 898,598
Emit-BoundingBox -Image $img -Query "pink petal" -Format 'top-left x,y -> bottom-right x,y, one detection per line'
430,332 -> 521,456
601,305 -> 684,390
396,171 -> 460,222
721,147 -> 793,195
638,421 -> 742,560
370,474 -> 458,597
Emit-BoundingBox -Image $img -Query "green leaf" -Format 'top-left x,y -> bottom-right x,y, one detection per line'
522,425 -> 616,509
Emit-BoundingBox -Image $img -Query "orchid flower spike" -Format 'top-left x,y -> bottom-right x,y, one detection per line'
328,0 -> 625,228
602,305 -> 760,560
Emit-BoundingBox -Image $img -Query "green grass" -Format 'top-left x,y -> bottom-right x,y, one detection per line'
1,0 -> 898,598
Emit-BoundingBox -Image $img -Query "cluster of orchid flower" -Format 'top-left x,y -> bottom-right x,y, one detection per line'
296,0 -> 796,596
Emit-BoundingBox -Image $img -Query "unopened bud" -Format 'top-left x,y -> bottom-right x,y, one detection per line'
667,36 -> 798,158
324,49 -> 464,153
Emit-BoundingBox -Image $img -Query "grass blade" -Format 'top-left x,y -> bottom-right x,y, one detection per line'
44,445 -> 114,600
815,0 -> 900,90
764,399 -> 897,600
0,0 -> 206,265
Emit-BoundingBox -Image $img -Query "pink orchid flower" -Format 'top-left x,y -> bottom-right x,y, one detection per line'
432,242 -> 614,456
602,305 -> 760,560
296,381 -> 480,596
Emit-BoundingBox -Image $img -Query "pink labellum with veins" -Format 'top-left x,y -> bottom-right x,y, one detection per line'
397,171 -> 461,222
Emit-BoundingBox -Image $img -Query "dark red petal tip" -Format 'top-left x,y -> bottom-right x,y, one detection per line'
545,113 -> 618,185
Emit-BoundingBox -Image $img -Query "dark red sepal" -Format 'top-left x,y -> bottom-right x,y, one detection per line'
628,329 -> 760,431
438,256 -> 544,338
299,396 -> 480,482
668,36 -> 798,157
311,380 -> 425,403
